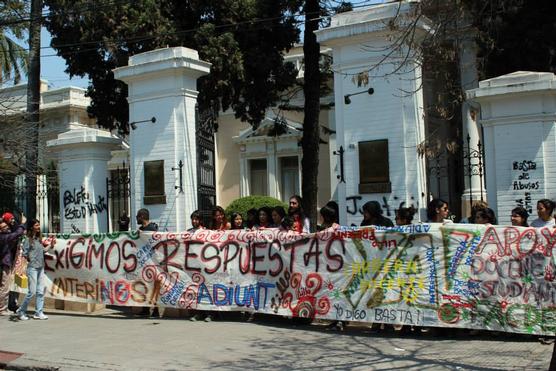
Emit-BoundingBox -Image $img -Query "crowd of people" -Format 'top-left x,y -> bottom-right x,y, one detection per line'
1,194 -> 556,324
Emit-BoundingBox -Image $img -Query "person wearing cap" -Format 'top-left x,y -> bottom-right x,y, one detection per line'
0,214 -> 25,316
2,212 -> 22,312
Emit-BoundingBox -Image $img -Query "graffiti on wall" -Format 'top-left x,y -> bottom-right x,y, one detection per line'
63,185 -> 108,220
346,194 -> 419,220
12,224 -> 556,335
512,160 -> 540,215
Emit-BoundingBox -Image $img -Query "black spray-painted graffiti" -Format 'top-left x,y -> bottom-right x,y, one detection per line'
512,160 -> 540,191
346,195 -> 418,217
63,185 -> 107,220
513,160 -> 540,214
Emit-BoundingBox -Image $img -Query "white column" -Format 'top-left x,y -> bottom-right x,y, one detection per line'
459,36 -> 485,214
267,140 -> 277,198
113,47 -> 211,232
47,128 -> 122,233
239,156 -> 247,197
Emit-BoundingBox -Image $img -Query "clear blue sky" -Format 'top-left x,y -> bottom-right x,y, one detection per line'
40,27 -> 89,89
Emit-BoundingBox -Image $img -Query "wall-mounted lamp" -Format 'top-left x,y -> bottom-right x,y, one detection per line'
130,117 -> 156,130
344,87 -> 374,105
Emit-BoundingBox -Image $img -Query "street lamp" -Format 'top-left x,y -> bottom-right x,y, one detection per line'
130,117 -> 156,130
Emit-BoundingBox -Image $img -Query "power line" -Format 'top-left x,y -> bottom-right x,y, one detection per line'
2,13 -> 319,58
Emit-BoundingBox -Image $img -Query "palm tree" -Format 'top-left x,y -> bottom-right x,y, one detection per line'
0,0 -> 29,85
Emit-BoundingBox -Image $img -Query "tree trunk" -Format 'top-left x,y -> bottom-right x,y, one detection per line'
25,0 -> 42,219
301,0 -> 321,231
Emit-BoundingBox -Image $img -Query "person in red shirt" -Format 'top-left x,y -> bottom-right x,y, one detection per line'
288,195 -> 310,233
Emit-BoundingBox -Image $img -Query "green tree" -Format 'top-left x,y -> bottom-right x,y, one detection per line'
44,0 -> 301,134
0,0 -> 28,85
464,0 -> 556,78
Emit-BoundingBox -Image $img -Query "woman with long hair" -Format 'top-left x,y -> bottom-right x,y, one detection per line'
288,195 -> 310,233
271,206 -> 287,230
395,204 -> 417,226
475,208 -> 497,225
255,207 -> 272,229
17,219 -> 53,320
211,206 -> 231,230
246,208 -> 258,229
187,210 -> 205,233
360,201 -> 393,227
426,198 -> 450,223
319,204 -> 340,231
531,199 -> 556,228
230,212 -> 245,230
511,207 -> 529,227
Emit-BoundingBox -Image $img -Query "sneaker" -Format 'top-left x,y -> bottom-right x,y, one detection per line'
189,314 -> 201,322
204,314 -> 213,322
17,312 -> 29,321
150,307 -> 160,318
33,312 -> 48,320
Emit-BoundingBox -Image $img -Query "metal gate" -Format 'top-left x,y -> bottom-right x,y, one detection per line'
196,105 -> 217,227
425,134 -> 485,220
0,165 -> 59,233
106,163 -> 131,232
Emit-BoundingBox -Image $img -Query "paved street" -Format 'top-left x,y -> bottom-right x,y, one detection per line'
0,308 -> 552,370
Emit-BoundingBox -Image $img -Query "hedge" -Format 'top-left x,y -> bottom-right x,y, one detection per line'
224,195 -> 288,219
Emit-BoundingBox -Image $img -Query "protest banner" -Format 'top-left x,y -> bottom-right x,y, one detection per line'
12,224 -> 556,335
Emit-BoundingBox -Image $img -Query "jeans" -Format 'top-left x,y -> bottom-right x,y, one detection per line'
0,264 -> 13,312
19,267 -> 45,314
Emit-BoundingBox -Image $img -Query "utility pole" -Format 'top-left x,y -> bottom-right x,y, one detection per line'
25,0 -> 42,219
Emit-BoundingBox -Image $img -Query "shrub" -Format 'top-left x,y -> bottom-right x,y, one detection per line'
224,195 -> 288,220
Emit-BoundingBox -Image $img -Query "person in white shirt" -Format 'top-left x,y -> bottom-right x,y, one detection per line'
530,199 -> 556,228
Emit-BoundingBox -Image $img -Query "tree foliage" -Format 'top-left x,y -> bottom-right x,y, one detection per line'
224,195 -> 287,221
0,0 -> 28,85
464,0 -> 556,78
44,0 -> 301,134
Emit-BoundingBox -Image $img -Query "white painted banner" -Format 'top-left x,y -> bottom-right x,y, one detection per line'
13,224 -> 556,335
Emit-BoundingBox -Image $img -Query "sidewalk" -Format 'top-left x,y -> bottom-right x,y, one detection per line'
0,308 -> 552,370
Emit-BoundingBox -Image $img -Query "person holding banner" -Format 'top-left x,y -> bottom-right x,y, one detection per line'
2,212 -> 25,313
395,204 -> 417,226
318,203 -> 340,231
254,207 -> 272,229
360,201 -> 393,227
136,208 -> 159,232
0,219 -> 25,316
288,195 -> 310,233
230,212 -> 245,230
271,206 -> 288,230
426,199 -> 450,223
16,219 -> 53,321
211,206 -> 231,230
530,199 -> 556,228
188,210 -> 205,233
511,207 -> 529,227
475,208 -> 497,225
